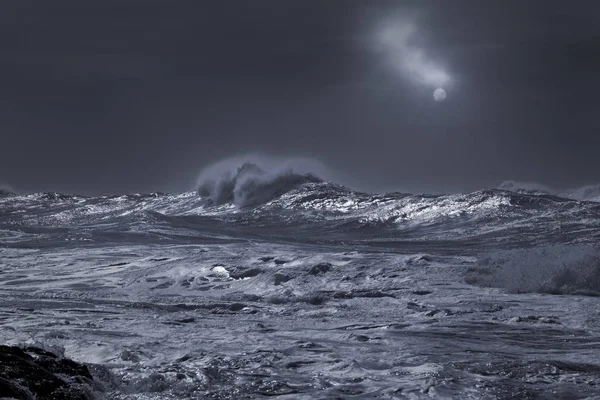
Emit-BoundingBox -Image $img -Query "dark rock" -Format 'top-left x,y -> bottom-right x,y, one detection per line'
0,377 -> 29,399
0,345 -> 97,399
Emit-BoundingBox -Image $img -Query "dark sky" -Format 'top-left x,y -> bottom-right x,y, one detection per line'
2,0 -> 599,195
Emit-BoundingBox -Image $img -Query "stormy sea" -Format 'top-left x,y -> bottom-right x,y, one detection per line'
2,162 -> 600,399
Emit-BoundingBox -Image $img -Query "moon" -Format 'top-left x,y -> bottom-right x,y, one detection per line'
433,88 -> 447,102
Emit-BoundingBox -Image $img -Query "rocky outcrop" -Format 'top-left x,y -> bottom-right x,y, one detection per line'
0,345 -> 97,399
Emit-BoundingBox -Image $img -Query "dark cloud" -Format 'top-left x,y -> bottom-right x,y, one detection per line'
1,0 -> 599,195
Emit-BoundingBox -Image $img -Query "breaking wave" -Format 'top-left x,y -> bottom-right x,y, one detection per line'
196,156 -> 328,207
467,245 -> 600,296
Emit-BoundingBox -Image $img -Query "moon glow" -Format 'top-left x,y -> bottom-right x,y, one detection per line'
433,88 -> 447,101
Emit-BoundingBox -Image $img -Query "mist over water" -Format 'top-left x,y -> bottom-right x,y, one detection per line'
0,183 -> 15,196
195,155 -> 335,207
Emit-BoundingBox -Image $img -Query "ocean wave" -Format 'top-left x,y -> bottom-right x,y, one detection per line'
466,245 -> 600,296
498,180 -> 553,195
2,170 -> 600,249
0,184 -> 15,197
196,156 -> 326,207
562,184 -> 600,203
499,180 -> 600,203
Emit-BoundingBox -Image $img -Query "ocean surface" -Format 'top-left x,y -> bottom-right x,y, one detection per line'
1,166 -> 600,399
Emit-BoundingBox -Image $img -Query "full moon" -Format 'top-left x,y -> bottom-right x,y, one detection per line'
433,88 -> 447,102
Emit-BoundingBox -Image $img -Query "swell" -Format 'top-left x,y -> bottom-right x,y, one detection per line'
2,182 -> 600,250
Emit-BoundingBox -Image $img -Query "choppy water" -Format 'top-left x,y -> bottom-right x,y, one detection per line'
1,177 -> 600,399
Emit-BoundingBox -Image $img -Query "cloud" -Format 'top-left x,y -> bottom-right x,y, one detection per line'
373,15 -> 450,89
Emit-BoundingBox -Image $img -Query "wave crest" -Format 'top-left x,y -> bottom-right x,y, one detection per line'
196,157 -> 327,207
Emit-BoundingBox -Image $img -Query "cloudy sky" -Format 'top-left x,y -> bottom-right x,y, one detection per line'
1,0 -> 599,194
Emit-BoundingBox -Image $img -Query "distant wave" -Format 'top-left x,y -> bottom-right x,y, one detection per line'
499,180 -> 600,202
0,184 -> 15,197
562,184 -> 600,203
196,156 -> 329,207
2,183 -> 600,249
498,180 -> 553,195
